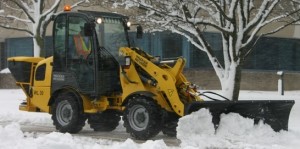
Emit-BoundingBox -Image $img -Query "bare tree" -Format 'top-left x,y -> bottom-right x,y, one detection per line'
113,0 -> 300,100
0,0 -> 89,57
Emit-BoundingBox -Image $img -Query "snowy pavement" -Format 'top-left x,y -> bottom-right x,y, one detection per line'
0,89 -> 299,149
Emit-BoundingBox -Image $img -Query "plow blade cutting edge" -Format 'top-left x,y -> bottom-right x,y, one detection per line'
185,100 -> 295,131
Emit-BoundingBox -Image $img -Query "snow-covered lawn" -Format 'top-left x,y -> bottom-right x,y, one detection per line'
0,89 -> 299,149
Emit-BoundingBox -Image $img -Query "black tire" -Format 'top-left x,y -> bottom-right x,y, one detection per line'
51,92 -> 86,133
123,96 -> 163,140
88,110 -> 121,132
162,112 -> 179,137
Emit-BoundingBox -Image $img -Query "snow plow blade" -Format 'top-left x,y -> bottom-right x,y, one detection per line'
185,100 -> 295,131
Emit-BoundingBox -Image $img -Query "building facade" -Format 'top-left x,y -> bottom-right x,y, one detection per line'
3,31 -> 300,71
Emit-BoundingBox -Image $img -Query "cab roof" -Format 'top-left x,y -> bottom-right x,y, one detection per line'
56,10 -> 129,20
78,10 -> 129,19
52,10 -> 129,24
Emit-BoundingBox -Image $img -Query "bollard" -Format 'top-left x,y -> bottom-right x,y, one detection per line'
277,71 -> 284,96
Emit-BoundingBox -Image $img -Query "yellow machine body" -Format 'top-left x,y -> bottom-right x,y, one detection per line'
8,46 -> 201,117
119,47 -> 202,116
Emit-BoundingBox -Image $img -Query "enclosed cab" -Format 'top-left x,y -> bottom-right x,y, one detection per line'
51,10 -> 130,98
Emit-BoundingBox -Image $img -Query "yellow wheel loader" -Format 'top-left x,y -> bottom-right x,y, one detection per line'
7,9 -> 294,140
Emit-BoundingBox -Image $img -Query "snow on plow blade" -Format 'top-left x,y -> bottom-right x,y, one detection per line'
185,100 -> 295,131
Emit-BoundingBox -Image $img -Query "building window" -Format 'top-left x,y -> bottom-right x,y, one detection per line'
0,42 -> 4,70
189,32 -> 300,71
190,33 -> 223,68
190,45 -> 211,68
161,32 -> 182,59
6,37 -> 33,57
244,37 -> 300,71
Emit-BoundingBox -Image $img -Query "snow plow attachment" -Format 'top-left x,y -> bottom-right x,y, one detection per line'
185,100 -> 295,131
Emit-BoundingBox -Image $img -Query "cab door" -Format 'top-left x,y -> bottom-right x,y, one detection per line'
52,13 -> 96,94
66,14 -> 96,93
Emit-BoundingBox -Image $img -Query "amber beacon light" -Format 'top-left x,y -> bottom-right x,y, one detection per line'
64,5 -> 71,11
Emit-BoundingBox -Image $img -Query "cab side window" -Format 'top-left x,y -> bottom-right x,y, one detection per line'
67,16 -> 94,92
68,17 -> 92,60
53,15 -> 66,71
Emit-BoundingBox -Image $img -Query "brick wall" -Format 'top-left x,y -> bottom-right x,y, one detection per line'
184,69 -> 300,91
0,73 -> 18,89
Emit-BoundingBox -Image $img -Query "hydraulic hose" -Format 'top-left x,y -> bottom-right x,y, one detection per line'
199,91 -> 230,101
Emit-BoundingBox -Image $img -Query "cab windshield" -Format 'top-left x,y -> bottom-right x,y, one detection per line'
96,18 -> 129,58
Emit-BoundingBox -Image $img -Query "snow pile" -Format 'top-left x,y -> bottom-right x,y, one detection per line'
0,123 -> 25,148
112,139 -> 168,149
177,109 -> 218,147
0,68 -> 10,74
0,89 -> 51,124
177,108 -> 300,149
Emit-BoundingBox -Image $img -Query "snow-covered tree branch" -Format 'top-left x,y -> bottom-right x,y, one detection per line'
113,0 -> 300,100
0,0 -> 89,57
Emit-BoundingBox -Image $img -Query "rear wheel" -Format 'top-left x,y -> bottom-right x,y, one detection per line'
88,110 -> 121,132
123,96 -> 163,140
51,92 -> 86,133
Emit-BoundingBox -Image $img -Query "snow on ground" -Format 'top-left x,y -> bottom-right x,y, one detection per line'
0,122 -> 168,149
0,68 -> 10,74
0,89 -> 299,149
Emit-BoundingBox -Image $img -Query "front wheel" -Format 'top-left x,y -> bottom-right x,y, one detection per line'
51,92 -> 86,133
162,112 -> 179,137
123,96 -> 163,140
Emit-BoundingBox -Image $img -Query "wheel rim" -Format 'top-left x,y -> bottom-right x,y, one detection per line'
128,105 -> 149,131
56,100 -> 73,126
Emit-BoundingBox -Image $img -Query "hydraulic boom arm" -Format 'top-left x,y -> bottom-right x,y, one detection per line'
119,47 -> 201,116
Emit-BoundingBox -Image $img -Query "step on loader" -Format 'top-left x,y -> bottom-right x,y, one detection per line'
8,7 -> 294,140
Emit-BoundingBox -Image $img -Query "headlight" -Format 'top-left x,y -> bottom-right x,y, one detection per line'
127,22 -> 131,27
96,18 -> 102,24
122,56 -> 131,69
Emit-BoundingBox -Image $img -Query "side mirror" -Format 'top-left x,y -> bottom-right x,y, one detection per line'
84,23 -> 94,36
136,25 -> 143,39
